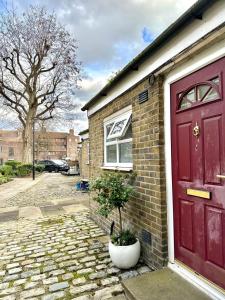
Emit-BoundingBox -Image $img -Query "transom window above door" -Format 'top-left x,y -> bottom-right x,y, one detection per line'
178,77 -> 221,111
104,107 -> 132,169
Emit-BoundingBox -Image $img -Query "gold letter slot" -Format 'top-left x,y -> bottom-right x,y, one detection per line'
217,174 -> 225,179
186,189 -> 211,199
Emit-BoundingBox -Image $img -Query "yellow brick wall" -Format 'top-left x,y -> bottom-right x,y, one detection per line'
80,139 -> 90,179
88,76 -> 167,269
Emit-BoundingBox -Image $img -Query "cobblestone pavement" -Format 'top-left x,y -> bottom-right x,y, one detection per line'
0,173 -> 89,208
0,211 -> 151,300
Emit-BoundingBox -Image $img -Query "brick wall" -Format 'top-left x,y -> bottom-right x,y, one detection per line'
0,129 -> 79,163
0,130 -> 23,163
36,128 -> 79,161
88,76 -> 167,269
80,138 -> 90,179
66,129 -> 80,161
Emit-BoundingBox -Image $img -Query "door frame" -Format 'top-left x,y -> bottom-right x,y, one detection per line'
164,40 -> 225,300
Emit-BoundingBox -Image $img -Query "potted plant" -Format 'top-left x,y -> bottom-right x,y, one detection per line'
91,172 -> 140,269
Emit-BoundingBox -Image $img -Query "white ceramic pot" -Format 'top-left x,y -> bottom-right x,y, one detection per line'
108,239 -> 141,269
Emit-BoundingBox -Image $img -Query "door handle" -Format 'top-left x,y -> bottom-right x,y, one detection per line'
217,175 -> 225,179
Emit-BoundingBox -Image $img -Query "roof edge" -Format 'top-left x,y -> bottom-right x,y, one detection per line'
78,129 -> 89,136
81,0 -> 215,111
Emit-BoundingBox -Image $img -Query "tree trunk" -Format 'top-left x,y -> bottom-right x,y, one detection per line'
118,207 -> 123,235
22,112 -> 35,163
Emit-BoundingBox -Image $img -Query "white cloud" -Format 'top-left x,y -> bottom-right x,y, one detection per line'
2,0 -> 197,132
13,0 -> 197,66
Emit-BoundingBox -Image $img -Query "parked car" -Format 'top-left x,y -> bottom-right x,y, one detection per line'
38,160 -> 70,173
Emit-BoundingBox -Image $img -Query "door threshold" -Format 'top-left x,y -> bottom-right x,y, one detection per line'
168,261 -> 225,300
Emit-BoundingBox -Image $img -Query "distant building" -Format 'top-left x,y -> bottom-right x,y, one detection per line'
35,128 -> 80,162
0,128 -> 80,164
0,130 -> 23,165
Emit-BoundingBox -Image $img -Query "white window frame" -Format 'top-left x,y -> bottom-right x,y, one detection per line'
108,111 -> 132,139
8,146 -> 14,159
103,106 -> 133,169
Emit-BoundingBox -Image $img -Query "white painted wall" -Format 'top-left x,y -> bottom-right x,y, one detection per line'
80,132 -> 89,140
88,1 -> 225,116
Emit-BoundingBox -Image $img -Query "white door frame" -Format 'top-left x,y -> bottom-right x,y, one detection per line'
164,40 -> 225,300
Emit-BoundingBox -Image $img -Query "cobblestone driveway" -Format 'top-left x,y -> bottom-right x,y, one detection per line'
0,211 -> 150,300
0,173 -> 89,208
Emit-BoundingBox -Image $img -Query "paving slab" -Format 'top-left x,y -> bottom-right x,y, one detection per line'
122,268 -> 212,300
0,210 -> 19,222
0,207 -> 19,213
40,205 -> 64,217
0,207 -> 19,223
51,196 -> 89,207
50,200 -> 74,206
19,206 -> 43,219
62,204 -> 89,214
50,197 -> 79,205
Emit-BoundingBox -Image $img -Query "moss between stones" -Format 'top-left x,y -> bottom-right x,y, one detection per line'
73,271 -> 92,280
64,291 -> 73,300
8,280 -> 14,288
39,219 -> 64,227
72,272 -> 83,279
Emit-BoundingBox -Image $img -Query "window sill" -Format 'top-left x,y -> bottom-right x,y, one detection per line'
101,166 -> 133,172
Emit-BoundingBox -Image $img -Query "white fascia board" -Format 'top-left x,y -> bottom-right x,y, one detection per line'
80,133 -> 89,140
104,105 -> 132,123
87,1 -> 225,117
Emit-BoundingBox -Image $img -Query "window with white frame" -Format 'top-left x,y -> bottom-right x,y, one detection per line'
8,147 -> 14,158
104,108 -> 132,168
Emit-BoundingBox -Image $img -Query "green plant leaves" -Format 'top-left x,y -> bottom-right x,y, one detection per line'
111,230 -> 137,246
90,172 -> 135,217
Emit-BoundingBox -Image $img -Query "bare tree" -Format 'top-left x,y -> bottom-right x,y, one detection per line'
0,6 -> 80,162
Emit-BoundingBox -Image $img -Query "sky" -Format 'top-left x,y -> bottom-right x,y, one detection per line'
0,0 -> 197,134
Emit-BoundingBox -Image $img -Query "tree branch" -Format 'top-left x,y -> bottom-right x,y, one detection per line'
36,95 -> 59,119
0,79 -> 29,101
38,115 -> 53,121
13,49 -> 28,79
0,5 -> 80,135
3,99 -> 26,127
37,75 -> 62,100
39,62 -> 56,74
0,87 -> 27,115
2,55 -> 27,88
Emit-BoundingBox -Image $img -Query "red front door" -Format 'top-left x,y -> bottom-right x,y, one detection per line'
171,57 -> 225,290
